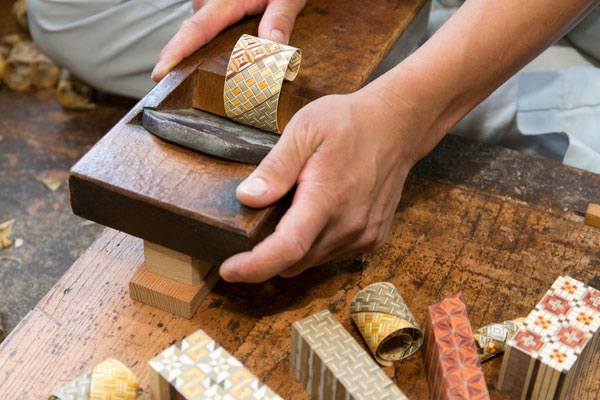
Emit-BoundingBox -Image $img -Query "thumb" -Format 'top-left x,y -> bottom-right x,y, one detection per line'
257,0 -> 306,44
237,124 -> 316,208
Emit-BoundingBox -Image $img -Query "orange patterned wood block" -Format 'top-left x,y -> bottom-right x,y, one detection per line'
422,293 -> 490,400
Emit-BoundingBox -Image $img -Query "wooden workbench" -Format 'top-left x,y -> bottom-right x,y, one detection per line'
1,135 -> 599,399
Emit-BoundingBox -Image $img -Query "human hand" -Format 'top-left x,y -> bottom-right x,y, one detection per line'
151,0 -> 306,82
219,87 -> 425,282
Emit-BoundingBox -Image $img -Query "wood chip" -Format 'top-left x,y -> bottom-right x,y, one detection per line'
14,238 -> 23,248
57,69 -> 96,110
12,0 -> 28,33
3,40 -> 59,91
0,219 -> 15,250
42,177 -> 62,191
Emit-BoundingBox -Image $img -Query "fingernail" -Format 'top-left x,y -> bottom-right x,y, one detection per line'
151,63 -> 162,81
238,177 -> 269,197
270,29 -> 286,44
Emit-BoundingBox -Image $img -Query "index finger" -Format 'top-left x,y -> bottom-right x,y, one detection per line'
152,0 -> 247,81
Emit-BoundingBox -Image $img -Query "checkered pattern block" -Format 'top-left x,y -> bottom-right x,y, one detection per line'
497,276 -> 600,400
148,329 -> 282,400
422,292 -> 490,400
473,318 -> 525,362
48,358 -> 144,400
350,282 -> 423,366
224,34 -> 301,133
291,310 -> 407,400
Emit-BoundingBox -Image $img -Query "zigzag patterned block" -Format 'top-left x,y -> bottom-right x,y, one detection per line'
291,309 -> 407,400
422,292 -> 490,400
224,34 -> 301,133
350,282 -> 423,366
148,329 -> 282,399
497,276 -> 600,400
473,318 -> 525,361
48,358 -> 144,400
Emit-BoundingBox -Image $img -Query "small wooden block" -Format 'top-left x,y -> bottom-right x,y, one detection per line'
149,328 -> 282,399
584,203 -> 600,228
290,309 -> 407,400
144,240 -> 212,286
422,292 -> 490,400
497,276 -> 600,400
129,264 -> 219,319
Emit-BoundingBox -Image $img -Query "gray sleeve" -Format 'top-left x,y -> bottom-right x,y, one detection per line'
26,0 -> 193,98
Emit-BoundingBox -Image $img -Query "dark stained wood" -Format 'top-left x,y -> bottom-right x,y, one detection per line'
3,135 -> 600,399
69,0 -> 429,264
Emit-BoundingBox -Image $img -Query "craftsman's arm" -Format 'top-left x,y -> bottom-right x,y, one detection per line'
218,0 -> 599,282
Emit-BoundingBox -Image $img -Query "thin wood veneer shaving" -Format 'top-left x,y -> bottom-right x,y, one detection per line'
224,34 -> 301,133
350,282 -> 423,366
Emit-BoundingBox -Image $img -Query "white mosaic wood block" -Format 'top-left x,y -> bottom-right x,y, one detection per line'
148,329 -> 282,399
291,309 -> 407,400
497,276 -> 600,400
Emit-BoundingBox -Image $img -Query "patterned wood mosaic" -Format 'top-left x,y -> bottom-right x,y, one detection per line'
291,310 -> 407,400
422,292 -> 490,400
48,358 -> 144,400
148,329 -> 281,399
497,276 -> 600,400
224,34 -> 301,133
349,282 -> 423,366
473,318 -> 525,362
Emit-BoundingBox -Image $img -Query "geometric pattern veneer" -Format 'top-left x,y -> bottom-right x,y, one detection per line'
290,310 -> 407,400
350,282 -> 423,366
473,318 -> 525,362
48,358 -> 145,400
497,276 -> 600,400
224,34 -> 301,133
149,328 -> 282,399
422,293 -> 490,400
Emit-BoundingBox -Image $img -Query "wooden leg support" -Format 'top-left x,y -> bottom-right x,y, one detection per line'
129,241 -> 219,318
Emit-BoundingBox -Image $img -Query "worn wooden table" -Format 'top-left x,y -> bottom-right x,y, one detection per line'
1,135 -> 599,399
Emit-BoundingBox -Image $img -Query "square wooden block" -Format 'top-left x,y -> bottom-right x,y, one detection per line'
129,265 -> 219,319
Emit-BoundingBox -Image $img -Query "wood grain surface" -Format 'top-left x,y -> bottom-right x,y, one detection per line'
69,0 -> 429,265
4,135 -> 600,399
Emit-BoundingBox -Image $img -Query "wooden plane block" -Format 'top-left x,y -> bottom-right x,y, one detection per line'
497,276 -> 600,400
144,240 -> 212,285
422,292 -> 490,400
129,264 -> 219,319
585,203 -> 600,228
290,309 -> 408,400
149,328 -> 282,399
69,0 -> 430,265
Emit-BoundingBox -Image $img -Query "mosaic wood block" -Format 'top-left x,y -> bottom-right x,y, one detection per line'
473,318 -> 525,362
422,292 -> 490,400
350,282 -> 423,366
148,329 -> 282,399
497,276 -> 600,400
290,309 -> 407,400
48,358 -> 145,400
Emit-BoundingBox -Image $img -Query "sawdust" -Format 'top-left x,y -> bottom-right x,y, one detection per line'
37,170 -> 69,191
0,219 -> 15,249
